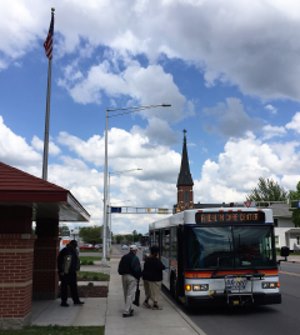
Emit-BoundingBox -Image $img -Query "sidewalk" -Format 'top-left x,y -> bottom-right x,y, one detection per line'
105,256 -> 204,335
31,251 -> 300,332
31,249 -> 204,335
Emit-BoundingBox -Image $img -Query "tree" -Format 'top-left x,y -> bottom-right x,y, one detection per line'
79,226 -> 102,245
247,177 -> 288,202
59,225 -> 70,237
289,181 -> 300,227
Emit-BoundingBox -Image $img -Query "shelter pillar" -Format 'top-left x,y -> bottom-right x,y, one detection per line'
0,206 -> 34,329
32,218 -> 59,300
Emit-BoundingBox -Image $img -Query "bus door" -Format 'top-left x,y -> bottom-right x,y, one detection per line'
176,224 -> 185,297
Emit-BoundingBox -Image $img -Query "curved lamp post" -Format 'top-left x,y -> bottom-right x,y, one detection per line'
102,104 -> 171,264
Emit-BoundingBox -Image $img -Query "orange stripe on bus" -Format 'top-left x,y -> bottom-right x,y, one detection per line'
185,269 -> 278,279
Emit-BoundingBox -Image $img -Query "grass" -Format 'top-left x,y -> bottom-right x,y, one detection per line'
80,256 -> 101,265
1,326 -> 104,335
78,271 -> 109,281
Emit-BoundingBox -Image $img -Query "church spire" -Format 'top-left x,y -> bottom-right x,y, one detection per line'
177,129 -> 194,187
176,130 -> 194,212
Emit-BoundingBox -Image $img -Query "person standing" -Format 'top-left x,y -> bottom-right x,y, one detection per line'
57,240 -> 84,307
142,245 -> 165,310
118,244 -> 142,317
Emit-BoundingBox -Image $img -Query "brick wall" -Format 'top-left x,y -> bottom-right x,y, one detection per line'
177,185 -> 194,212
0,233 -> 35,327
33,218 -> 59,299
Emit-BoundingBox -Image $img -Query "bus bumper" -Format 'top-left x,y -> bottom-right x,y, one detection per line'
185,292 -> 281,307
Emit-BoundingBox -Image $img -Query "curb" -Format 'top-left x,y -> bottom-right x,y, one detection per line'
162,290 -> 208,335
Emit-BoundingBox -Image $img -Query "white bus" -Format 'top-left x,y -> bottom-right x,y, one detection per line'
149,206 -> 281,307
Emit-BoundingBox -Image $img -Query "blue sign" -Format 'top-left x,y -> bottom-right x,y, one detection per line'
111,207 -> 122,213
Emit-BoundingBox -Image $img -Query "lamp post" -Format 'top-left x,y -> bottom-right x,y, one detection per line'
101,104 -> 171,264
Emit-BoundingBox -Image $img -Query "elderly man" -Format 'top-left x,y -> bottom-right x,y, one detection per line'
57,240 -> 84,307
118,244 -> 142,317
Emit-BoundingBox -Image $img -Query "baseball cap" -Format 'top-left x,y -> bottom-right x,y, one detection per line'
129,244 -> 138,251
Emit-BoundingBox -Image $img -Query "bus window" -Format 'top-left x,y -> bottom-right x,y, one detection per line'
234,226 -> 275,267
186,225 -> 276,269
186,227 -> 233,269
162,229 -> 170,258
170,227 -> 177,260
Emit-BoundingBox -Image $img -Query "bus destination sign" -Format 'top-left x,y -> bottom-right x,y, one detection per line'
195,211 -> 265,224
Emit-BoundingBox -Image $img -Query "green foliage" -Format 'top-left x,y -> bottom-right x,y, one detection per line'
114,234 -> 123,244
59,225 -> 70,237
289,181 -> 300,227
0,325 -> 104,335
78,271 -> 110,281
79,226 -> 102,245
79,256 -> 100,265
114,232 -> 144,244
247,177 -> 288,202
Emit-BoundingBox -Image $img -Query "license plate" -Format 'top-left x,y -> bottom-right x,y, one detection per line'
225,277 -> 247,290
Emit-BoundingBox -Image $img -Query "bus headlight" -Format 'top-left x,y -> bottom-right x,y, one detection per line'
185,284 -> 209,291
193,284 -> 209,291
262,282 -> 279,289
185,284 -> 192,291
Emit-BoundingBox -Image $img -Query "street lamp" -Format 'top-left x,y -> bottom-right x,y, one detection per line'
102,104 -> 171,264
107,168 -> 142,249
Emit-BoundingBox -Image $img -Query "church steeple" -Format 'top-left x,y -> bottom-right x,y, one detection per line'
176,130 -> 194,212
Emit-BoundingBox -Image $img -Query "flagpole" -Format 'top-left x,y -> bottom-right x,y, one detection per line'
42,57 -> 52,180
42,8 -> 55,180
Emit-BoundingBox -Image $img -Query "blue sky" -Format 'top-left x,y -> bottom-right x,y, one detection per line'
1,0 -> 300,234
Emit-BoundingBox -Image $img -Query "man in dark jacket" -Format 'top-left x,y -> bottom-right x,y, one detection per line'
142,245 -> 165,310
118,244 -> 142,317
57,240 -> 84,307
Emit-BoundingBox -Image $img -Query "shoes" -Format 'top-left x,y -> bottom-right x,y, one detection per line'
122,309 -> 134,317
143,301 -> 151,308
74,301 -> 84,305
152,304 -> 163,310
60,302 -> 69,307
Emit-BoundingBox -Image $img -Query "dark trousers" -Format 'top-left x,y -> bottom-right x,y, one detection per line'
60,272 -> 80,303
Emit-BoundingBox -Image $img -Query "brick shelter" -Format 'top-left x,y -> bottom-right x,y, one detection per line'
0,162 -> 90,328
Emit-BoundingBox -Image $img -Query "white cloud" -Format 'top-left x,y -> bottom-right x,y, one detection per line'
194,133 -> 300,203
265,104 -> 278,115
262,125 -> 286,140
58,61 -> 187,127
3,1 -> 300,100
286,112 -> 300,134
0,116 -> 41,168
1,114 -> 300,234
31,135 -> 61,155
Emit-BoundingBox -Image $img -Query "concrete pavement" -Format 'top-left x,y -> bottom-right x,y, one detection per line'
104,257 -> 204,335
30,250 -> 300,333
31,247 -> 204,334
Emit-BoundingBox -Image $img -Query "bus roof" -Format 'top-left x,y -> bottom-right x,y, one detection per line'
149,207 -> 274,230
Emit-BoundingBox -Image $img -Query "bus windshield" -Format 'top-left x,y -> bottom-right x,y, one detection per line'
186,225 -> 276,269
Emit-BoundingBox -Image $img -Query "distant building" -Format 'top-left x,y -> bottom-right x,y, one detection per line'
175,131 -> 300,250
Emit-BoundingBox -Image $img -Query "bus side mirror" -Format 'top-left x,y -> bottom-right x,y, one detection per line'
280,246 -> 290,258
280,247 -> 290,261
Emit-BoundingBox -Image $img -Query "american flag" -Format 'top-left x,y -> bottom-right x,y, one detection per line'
44,9 -> 54,59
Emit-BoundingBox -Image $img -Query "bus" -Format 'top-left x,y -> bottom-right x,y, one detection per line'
149,206 -> 281,307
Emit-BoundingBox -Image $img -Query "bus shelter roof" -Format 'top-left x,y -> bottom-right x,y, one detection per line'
0,162 -> 90,222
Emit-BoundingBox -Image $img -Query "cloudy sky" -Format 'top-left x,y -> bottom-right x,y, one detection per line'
1,0 -> 300,234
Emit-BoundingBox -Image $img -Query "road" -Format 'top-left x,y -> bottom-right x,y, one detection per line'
179,261 -> 300,335
83,246 -> 300,334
